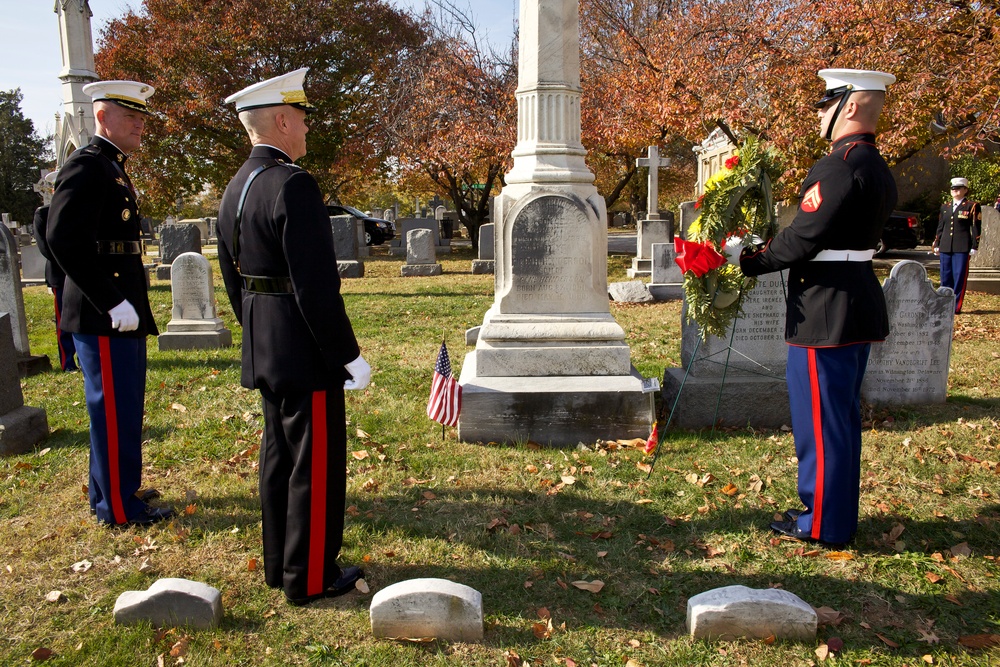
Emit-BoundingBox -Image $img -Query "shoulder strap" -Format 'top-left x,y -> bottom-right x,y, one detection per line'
232,162 -> 280,273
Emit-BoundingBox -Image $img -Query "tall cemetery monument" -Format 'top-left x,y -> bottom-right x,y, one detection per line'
458,0 -> 651,445
53,0 -> 99,166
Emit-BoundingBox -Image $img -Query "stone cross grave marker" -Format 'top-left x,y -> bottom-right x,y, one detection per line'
636,146 -> 671,222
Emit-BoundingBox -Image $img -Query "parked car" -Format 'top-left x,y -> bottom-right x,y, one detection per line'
875,210 -> 920,256
326,204 -> 396,246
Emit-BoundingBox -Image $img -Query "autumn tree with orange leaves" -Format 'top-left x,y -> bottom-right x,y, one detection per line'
382,1 -> 518,247
95,0 -> 423,216
579,0 -> 1000,203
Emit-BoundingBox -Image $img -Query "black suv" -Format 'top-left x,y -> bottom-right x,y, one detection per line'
326,204 -> 396,246
875,210 -> 920,256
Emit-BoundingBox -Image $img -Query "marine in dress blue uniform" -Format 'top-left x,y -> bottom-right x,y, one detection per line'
934,177 -> 981,314
735,69 -> 898,546
33,171 -> 77,371
217,69 -> 370,605
46,81 -> 174,527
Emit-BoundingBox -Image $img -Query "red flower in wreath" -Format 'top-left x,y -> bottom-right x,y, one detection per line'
725,154 -> 740,169
694,194 -> 705,209
674,237 -> 726,277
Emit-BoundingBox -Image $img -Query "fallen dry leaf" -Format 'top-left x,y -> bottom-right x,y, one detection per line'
422,491 -> 436,500
184,504 -> 196,516
624,660 -> 643,667
44,591 -> 64,603
950,542 -> 972,558
537,607 -> 551,619
355,579 -> 370,593
138,558 -> 153,573
351,450 -> 369,460
571,579 -> 605,593
356,428 -> 371,440
71,559 -> 92,573
958,634 -> 1000,649
815,644 -> 829,661
247,558 -> 258,571
532,617 -> 554,639
721,482 -> 738,496
171,403 -> 187,413
636,462 -> 652,473
814,606 -> 846,627
875,633 -> 900,648
925,572 -> 944,584
922,655 -> 934,664
561,475 -> 576,485
30,647 -> 53,661
825,551 -> 854,561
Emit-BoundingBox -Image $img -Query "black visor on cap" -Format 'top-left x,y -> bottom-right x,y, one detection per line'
814,85 -> 850,109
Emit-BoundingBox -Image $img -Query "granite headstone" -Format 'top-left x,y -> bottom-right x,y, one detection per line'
401,229 -> 442,276
157,252 -> 231,350
0,313 -> 48,456
330,215 -> 364,278
862,261 -> 953,405
471,223 -> 495,274
156,223 -> 202,279
0,225 -> 50,376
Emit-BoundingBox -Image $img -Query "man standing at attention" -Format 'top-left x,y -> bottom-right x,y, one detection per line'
217,68 -> 370,605
33,170 -> 77,372
934,177 -> 981,314
730,69 -> 898,547
47,81 -> 173,526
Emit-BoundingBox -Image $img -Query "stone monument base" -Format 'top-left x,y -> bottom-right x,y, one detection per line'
626,257 -> 651,279
337,261 -> 364,279
647,283 -> 683,300
471,259 -> 494,275
155,264 -> 172,280
401,264 -> 442,277
18,354 -> 51,378
158,319 -> 232,351
0,405 -> 48,456
661,369 -> 789,429
967,269 -> 1000,296
458,354 -> 651,446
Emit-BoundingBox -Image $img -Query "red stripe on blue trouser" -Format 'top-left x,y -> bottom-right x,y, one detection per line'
786,343 -> 870,544
73,334 -> 148,524
53,287 -> 77,370
939,252 -> 969,313
259,386 -> 347,600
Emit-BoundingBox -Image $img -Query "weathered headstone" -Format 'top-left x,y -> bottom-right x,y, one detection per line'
389,218 -> 450,256
662,271 -> 791,428
0,225 -> 50,376
687,585 -> 817,641
113,578 -> 223,629
401,229 -> 442,276
0,313 -> 49,456
647,241 -> 683,300
471,223 -> 495,274
370,578 -> 483,642
862,261 -> 953,405
678,201 -> 698,240
968,206 -> 1000,295
156,223 -> 201,279
330,215 -> 364,278
629,214 -> 674,279
178,218 -> 209,243
157,253 -> 232,351
20,244 -> 46,283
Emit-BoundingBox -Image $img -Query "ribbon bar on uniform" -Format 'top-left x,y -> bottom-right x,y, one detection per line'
96,240 -> 142,255
241,275 -> 293,294
810,249 -> 875,262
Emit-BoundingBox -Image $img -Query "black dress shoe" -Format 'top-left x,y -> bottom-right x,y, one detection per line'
783,508 -> 804,522
770,520 -> 847,548
136,488 -> 161,502
286,566 -> 365,606
105,505 -> 175,527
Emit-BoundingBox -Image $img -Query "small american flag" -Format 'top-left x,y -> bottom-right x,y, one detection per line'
427,341 -> 461,427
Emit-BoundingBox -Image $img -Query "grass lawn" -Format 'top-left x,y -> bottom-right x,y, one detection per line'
3,245 -> 999,666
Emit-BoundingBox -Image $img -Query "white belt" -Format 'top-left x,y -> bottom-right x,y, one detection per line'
811,249 -> 875,262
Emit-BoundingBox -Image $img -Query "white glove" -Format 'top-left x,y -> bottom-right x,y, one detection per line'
722,236 -> 744,267
344,354 -> 371,391
108,299 -> 139,332
933,247 -> 940,255
970,248 -> 977,256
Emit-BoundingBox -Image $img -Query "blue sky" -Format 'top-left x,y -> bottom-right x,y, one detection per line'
0,0 -> 517,139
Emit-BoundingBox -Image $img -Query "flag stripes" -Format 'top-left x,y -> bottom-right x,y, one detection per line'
427,342 -> 461,427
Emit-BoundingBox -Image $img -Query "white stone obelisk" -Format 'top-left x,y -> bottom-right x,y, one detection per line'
458,0 -> 651,446
54,0 -> 98,166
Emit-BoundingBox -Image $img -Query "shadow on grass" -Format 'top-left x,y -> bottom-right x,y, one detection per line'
340,486 -> 1000,656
